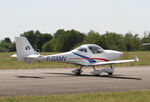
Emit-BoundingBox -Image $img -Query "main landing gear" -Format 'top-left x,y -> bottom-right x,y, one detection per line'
91,64 -> 114,76
72,64 -> 114,76
72,66 -> 83,75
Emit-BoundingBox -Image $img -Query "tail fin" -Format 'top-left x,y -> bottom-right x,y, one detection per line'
15,37 -> 37,62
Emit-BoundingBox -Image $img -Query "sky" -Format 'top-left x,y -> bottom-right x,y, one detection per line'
0,0 -> 150,41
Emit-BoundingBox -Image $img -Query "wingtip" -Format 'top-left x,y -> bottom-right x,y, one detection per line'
135,55 -> 139,62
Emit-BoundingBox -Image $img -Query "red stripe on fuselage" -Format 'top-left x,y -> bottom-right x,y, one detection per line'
69,58 -> 109,61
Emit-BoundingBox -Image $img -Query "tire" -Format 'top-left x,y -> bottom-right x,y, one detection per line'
108,73 -> 113,75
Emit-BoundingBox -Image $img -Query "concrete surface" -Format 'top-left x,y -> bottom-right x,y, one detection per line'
0,66 -> 150,96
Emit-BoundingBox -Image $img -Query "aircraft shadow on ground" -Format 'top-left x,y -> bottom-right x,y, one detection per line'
14,73 -> 142,80
15,75 -> 44,79
44,72 -> 142,80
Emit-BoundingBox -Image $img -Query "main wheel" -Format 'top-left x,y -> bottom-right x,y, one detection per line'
72,68 -> 83,75
108,72 -> 113,75
76,72 -> 81,75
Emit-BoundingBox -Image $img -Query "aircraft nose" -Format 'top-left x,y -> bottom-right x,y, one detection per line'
115,51 -> 124,57
105,50 -> 124,60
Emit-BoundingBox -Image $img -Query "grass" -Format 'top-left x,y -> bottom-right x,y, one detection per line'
120,51 -> 150,66
0,90 -> 150,102
0,52 -> 74,69
0,51 -> 150,69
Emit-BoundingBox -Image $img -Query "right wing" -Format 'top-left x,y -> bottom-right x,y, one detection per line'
92,55 -> 139,66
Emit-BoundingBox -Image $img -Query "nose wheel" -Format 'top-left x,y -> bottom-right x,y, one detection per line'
107,64 -> 114,75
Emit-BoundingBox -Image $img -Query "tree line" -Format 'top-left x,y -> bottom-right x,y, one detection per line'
0,29 -> 150,52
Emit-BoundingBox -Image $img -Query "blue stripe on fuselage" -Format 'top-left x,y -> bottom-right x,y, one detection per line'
72,52 -> 96,63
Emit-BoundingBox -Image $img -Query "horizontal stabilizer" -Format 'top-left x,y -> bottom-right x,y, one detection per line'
11,54 -> 17,58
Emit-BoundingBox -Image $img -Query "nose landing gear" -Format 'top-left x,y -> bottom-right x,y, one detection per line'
107,64 -> 114,75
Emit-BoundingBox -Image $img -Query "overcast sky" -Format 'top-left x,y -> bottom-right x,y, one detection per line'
0,0 -> 150,41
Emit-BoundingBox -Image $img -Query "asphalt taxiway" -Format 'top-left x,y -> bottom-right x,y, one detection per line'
0,66 -> 150,96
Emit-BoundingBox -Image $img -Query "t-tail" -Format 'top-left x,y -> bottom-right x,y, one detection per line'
15,37 -> 41,64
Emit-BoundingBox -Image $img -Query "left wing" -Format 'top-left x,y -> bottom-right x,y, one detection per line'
92,55 -> 139,66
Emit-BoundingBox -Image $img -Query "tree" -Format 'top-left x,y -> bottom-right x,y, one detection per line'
82,30 -> 101,45
36,34 -> 53,51
42,39 -> 56,52
4,37 -> 11,43
1,29 -> 148,52
82,31 -> 126,51
9,42 -> 16,52
0,37 -> 15,52
123,33 -> 142,51
0,42 -> 12,52
21,30 -> 53,51
101,32 -> 126,51
54,29 -> 65,38
21,30 -> 40,49
141,32 -> 150,50
54,29 -> 85,52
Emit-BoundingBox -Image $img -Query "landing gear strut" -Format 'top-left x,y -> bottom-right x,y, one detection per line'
91,66 -> 101,76
93,66 -> 96,70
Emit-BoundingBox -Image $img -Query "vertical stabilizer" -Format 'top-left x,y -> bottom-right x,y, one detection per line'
15,37 -> 37,61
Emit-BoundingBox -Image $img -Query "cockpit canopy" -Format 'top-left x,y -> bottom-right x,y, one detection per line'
75,44 -> 104,54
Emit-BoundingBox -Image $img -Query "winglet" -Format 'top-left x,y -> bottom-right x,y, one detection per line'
135,55 -> 139,62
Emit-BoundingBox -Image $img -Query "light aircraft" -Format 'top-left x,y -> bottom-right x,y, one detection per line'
142,43 -> 150,46
14,37 -> 139,75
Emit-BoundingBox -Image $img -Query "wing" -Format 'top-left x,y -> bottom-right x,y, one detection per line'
92,55 -> 139,66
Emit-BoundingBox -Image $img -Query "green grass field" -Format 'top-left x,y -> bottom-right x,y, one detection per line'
0,51 -> 150,69
0,90 -> 150,102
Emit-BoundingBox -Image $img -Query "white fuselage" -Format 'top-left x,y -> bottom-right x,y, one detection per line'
41,46 -> 124,66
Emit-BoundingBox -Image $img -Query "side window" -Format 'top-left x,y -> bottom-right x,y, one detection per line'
79,48 -> 87,53
89,47 -> 94,53
89,46 -> 103,54
83,48 -> 87,52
